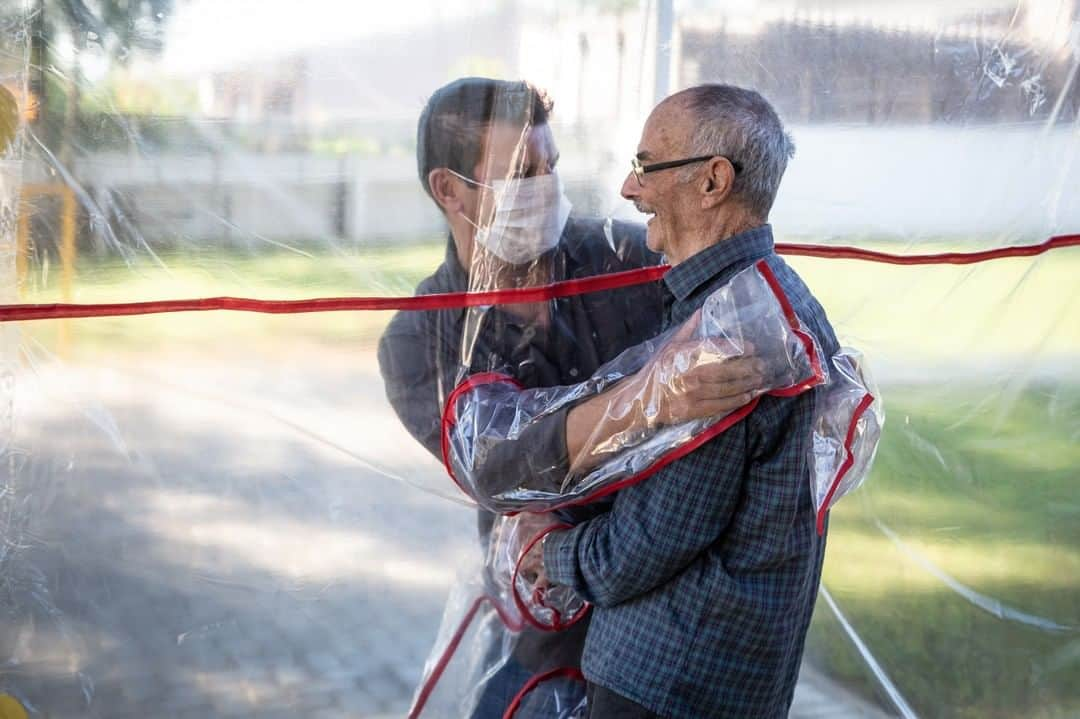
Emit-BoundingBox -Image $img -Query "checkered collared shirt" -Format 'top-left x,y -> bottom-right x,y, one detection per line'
544,224 -> 840,719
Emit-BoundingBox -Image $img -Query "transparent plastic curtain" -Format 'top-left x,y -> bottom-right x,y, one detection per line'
0,1 -> 1078,718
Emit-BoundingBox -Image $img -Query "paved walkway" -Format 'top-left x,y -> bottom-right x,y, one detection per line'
0,349 -> 895,718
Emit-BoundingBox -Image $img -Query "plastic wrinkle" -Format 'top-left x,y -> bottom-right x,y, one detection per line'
816,392 -> 875,535
874,519 -> 1074,633
510,524 -> 590,632
407,592 -> 526,719
820,586 -> 919,719
440,372 -> 525,500
502,666 -> 586,719
28,131 -> 165,268
122,361 -> 415,488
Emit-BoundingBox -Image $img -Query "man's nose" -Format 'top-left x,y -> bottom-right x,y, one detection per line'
620,172 -> 639,200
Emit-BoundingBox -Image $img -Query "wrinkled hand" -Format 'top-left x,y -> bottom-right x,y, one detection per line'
514,514 -> 555,589
519,534 -> 550,590
627,311 -> 765,428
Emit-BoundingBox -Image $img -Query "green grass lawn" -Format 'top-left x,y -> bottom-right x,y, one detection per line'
790,247 -> 1079,719
785,248 -> 1080,364
808,381 -> 1080,718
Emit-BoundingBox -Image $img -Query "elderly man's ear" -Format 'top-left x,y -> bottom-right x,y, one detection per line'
699,157 -> 737,210
429,168 -> 466,214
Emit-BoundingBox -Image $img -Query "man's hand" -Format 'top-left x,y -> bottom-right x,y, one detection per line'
622,312 -> 764,428
501,513 -> 555,588
518,530 -> 550,590
566,310 -> 766,472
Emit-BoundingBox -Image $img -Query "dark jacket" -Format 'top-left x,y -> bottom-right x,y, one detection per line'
378,216 -> 664,532
377,216 -> 664,672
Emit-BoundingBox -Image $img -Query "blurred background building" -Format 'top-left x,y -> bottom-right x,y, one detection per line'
9,0 -> 1080,247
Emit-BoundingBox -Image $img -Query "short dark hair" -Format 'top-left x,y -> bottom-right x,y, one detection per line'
416,77 -> 553,201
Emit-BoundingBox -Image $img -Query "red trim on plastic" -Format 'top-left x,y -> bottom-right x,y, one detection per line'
408,242 -> 936,718
440,260 -> 827,513
775,233 -> 1080,265
2,234 -> 1076,323
754,260 -> 826,393
532,260 -> 830,511
438,363 -> 765,513
502,666 -> 586,719
0,264 -> 669,322
407,592 -> 526,719
543,397 -> 764,512
440,372 -> 524,499
815,392 -> 876,536
511,524 -> 591,632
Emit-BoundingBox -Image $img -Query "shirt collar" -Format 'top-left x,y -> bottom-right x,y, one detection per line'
662,224 -> 775,302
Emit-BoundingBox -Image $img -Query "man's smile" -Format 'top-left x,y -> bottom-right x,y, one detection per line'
634,201 -> 657,224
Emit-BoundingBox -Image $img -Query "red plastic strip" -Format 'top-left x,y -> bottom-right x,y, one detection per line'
815,392 -> 876,536
775,233 -> 1080,266
0,265 -> 670,322
755,260 -> 826,394
407,592 -> 526,719
440,372 -> 524,498
502,666 -> 586,719
2,234 -> 1076,323
511,523 -> 591,633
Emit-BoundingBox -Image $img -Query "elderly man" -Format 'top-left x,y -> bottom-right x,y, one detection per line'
540,84 -> 840,719
378,78 -> 766,717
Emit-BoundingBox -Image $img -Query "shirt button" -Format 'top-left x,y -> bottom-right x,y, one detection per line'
569,368 -> 579,377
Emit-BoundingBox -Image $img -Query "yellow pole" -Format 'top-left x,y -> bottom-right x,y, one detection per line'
15,190 -> 29,297
0,693 -> 28,719
60,186 -> 75,299
58,185 -> 76,354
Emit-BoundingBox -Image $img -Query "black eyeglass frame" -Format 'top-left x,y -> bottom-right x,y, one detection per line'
630,155 -> 742,185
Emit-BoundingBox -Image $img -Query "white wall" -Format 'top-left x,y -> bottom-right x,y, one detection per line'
56,125 -> 1080,247
772,125 -> 1080,240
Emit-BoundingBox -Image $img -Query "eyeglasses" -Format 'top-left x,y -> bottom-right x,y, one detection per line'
630,155 -> 742,186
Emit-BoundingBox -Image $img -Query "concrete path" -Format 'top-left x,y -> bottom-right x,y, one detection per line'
0,347 -> 896,718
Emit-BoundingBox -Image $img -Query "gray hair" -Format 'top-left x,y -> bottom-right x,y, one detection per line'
676,84 -> 795,219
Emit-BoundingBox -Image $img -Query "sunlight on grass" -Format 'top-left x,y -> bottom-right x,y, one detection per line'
785,247 -> 1080,366
17,242 -> 446,354
810,383 -> 1080,719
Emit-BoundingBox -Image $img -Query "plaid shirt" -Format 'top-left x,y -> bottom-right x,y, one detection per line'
544,225 -> 840,719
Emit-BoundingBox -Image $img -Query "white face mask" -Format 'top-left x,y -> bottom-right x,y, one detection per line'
455,170 -> 572,265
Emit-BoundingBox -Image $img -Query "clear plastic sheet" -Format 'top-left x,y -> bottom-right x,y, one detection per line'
0,1 -> 1078,718
408,529 -> 588,719
810,349 -> 884,534
485,514 -> 588,634
442,260 -> 827,513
